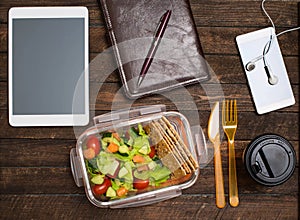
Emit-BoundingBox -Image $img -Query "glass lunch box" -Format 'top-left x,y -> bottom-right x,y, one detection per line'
70,105 -> 207,208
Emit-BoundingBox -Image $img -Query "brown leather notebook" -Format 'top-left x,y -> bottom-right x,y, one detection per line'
99,0 -> 210,98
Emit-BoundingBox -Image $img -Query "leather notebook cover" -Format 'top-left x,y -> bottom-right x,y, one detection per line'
99,0 -> 210,98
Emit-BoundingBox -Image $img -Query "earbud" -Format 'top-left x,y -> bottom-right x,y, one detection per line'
245,62 -> 256,71
245,33 -> 278,86
268,75 -> 278,85
264,66 -> 278,85
245,61 -> 278,85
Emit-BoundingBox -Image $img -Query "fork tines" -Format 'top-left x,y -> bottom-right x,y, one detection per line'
222,100 -> 237,125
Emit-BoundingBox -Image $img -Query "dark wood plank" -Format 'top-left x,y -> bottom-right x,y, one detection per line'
190,0 -> 299,27
0,53 -> 7,81
1,0 -> 299,28
1,53 -> 298,84
0,110 -> 299,140
197,26 -> 299,55
0,194 -> 298,219
0,167 -> 80,194
0,139 -> 76,167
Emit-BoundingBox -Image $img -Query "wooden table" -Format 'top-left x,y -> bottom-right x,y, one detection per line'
0,0 -> 298,219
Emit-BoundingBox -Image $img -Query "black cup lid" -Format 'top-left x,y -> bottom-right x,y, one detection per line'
244,134 -> 296,186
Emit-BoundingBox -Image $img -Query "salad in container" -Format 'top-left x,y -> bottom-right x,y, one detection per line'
70,105 -> 207,208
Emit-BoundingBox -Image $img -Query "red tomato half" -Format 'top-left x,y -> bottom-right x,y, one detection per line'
133,178 -> 149,190
149,146 -> 156,159
87,136 -> 101,155
92,178 -> 112,195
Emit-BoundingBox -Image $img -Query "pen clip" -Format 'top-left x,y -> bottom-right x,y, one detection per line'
153,10 -> 169,37
153,18 -> 162,38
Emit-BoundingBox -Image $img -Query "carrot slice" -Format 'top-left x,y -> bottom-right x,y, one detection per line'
116,187 -> 128,197
107,142 -> 119,153
133,155 -> 145,163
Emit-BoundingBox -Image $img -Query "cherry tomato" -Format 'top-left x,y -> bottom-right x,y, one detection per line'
87,135 -> 101,155
148,146 -> 156,159
133,178 -> 149,190
92,178 -> 112,195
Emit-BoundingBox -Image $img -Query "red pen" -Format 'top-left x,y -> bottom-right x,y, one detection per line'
137,10 -> 172,87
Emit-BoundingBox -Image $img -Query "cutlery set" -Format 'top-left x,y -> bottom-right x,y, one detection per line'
208,100 -> 239,208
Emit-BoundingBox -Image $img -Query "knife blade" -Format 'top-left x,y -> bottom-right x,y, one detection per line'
208,102 -> 226,208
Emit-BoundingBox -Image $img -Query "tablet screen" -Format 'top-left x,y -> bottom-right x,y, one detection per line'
9,7 -> 89,126
13,18 -> 85,115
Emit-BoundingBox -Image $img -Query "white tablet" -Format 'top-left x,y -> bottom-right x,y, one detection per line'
9,7 -> 89,126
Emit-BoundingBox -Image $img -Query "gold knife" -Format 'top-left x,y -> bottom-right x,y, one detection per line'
208,102 -> 226,208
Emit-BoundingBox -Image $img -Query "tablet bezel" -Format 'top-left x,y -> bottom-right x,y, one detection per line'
8,7 -> 89,127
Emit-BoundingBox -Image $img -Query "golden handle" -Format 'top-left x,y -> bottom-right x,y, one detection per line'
214,142 -> 226,208
228,141 -> 239,207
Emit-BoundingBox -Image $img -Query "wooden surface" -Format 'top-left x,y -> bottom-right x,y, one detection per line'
0,0 -> 299,219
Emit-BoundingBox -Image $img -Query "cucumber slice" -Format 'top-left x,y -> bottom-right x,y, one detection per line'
101,139 -> 108,149
119,145 -> 129,154
138,145 -> 150,155
118,167 -> 129,178
91,174 -> 104,185
102,137 -> 112,143
106,187 -> 116,197
102,137 -> 120,146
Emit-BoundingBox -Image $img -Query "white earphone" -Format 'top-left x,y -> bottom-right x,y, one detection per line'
245,0 -> 299,85
245,32 -> 278,85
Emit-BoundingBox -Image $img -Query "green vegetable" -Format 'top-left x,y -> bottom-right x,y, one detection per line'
101,139 -> 108,149
128,127 -> 138,139
122,161 -> 134,182
102,132 -> 112,138
86,158 -> 99,176
138,123 -> 148,137
102,137 -> 121,146
87,123 -> 173,200
111,179 -> 120,191
133,136 -> 151,151
148,161 -> 157,170
138,145 -> 150,155
133,170 -> 150,180
97,152 -> 120,176
119,145 -> 129,154
150,166 -> 171,181
118,167 -> 129,178
125,136 -> 133,146
91,174 -> 105,185
119,138 -> 125,145
106,187 -> 116,197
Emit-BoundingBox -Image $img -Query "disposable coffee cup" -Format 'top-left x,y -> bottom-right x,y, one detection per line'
243,134 -> 296,186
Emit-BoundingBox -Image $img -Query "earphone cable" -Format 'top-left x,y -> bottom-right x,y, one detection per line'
262,0 -> 299,37
262,34 -> 272,67
258,0 -> 299,65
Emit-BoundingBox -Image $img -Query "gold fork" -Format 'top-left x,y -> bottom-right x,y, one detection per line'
222,100 -> 239,207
